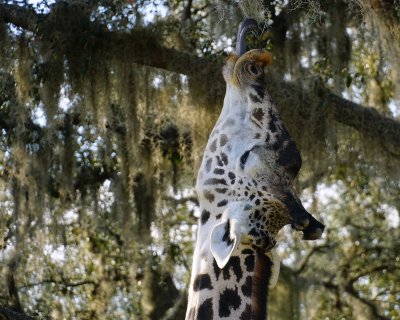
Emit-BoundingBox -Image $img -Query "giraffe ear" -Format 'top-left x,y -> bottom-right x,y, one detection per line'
210,202 -> 251,269
267,248 -> 281,289
210,219 -> 240,269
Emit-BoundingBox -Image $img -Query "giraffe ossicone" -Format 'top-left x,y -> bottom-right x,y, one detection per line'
186,24 -> 325,319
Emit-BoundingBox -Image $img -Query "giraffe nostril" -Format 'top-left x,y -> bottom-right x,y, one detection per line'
292,217 -> 309,230
290,204 -> 310,230
302,215 -> 325,240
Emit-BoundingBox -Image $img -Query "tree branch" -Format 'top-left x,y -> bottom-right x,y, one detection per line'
294,243 -> 331,274
0,3 -> 43,31
326,91 -> 400,156
322,279 -> 389,320
1,2 -> 399,153
182,0 -> 193,21
20,279 -> 96,290
265,76 -> 400,157
348,265 -> 391,286
344,283 -> 389,320
164,195 -> 199,206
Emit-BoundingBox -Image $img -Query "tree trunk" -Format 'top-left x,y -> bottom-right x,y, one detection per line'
268,265 -> 300,320
140,258 -> 180,320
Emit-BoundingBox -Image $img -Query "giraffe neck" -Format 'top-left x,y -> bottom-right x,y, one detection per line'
186,238 -> 274,320
252,248 -> 272,320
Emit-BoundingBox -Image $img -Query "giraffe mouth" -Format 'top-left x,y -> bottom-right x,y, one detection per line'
300,216 -> 325,240
289,201 -> 325,240
284,192 -> 325,240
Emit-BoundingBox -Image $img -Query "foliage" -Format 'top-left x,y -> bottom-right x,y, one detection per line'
0,0 -> 399,319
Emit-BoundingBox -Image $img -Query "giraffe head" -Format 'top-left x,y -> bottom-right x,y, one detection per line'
201,49 -> 324,269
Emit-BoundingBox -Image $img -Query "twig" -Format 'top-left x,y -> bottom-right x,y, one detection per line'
294,243 -> 331,274
20,279 -> 96,290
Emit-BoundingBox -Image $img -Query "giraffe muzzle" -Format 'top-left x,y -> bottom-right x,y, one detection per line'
283,193 -> 310,230
301,214 -> 325,240
291,208 -> 310,231
285,193 -> 325,239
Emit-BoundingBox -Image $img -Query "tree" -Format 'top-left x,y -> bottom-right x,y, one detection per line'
0,0 -> 399,319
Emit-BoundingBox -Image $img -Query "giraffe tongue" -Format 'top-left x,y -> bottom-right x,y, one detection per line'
235,18 -> 259,56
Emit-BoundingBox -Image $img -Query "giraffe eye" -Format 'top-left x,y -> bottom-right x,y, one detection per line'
239,150 -> 250,170
246,63 -> 263,77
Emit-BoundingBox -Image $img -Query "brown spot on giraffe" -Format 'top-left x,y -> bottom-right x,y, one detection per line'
252,108 -> 265,123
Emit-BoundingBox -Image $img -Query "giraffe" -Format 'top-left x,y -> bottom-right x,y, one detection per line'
185,19 -> 324,320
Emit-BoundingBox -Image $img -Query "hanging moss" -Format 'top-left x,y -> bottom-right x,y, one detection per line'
14,35 -> 33,105
0,2 -> 399,318
1,0 -> 398,254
